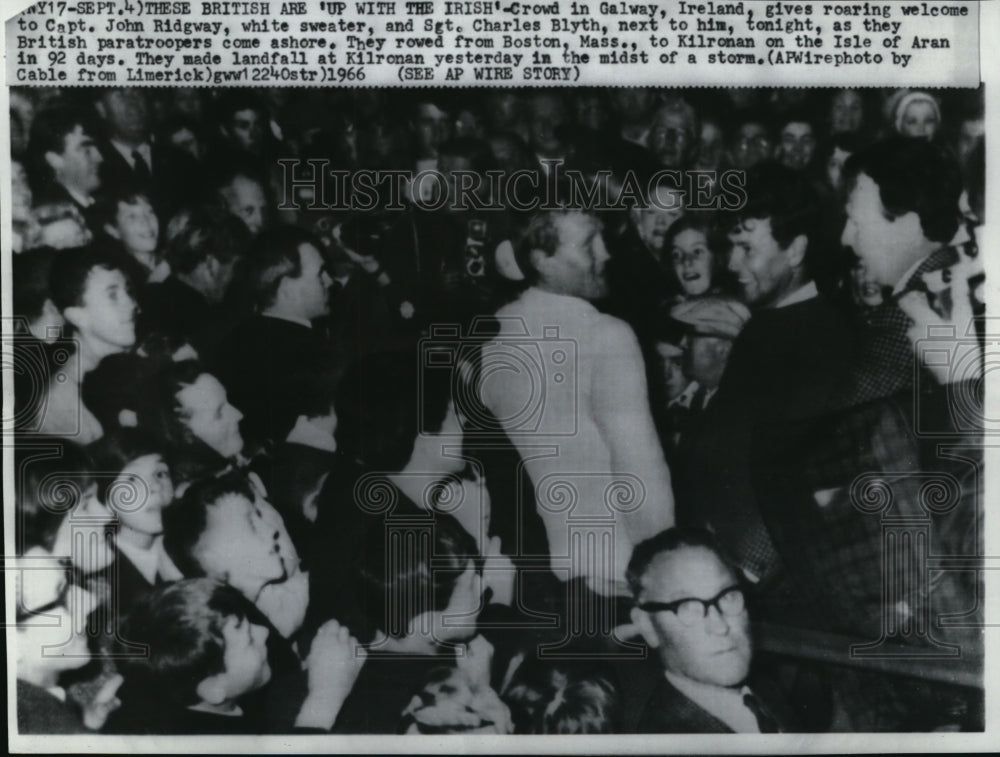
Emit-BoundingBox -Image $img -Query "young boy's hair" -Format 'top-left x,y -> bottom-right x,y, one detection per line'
504,663 -> 619,734
354,510 -> 478,642
117,578 -> 257,706
89,427 -> 165,507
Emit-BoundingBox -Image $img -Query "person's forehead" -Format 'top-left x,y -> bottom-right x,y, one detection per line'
231,175 -> 265,199
118,196 -> 153,213
178,373 -> 224,408
739,122 -> 766,138
207,493 -> 255,529
782,121 -> 813,136
643,546 -> 735,599
654,110 -> 690,130
729,216 -> 773,241
232,108 -> 260,123
84,265 -> 126,293
672,228 -> 708,248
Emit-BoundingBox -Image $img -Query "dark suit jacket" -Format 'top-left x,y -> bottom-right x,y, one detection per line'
97,140 -> 198,222
211,315 -> 335,447
618,657 -> 798,734
33,180 -> 103,235
676,292 -> 856,579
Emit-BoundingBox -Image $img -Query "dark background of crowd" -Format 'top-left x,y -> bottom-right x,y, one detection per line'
9,85 -> 986,737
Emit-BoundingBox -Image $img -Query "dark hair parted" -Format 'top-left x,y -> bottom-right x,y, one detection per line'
247,225 -> 325,310
844,136 -> 962,244
626,526 -> 740,602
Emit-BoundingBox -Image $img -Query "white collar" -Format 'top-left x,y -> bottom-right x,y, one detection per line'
669,381 -> 701,409
892,254 -> 931,296
773,280 -> 818,309
110,139 -> 152,169
63,184 -> 94,208
188,701 -> 244,717
664,670 -> 760,733
285,415 -> 338,453
261,311 -> 312,330
116,535 -> 183,585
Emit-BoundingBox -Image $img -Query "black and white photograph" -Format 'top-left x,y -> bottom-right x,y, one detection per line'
2,27 -> 993,748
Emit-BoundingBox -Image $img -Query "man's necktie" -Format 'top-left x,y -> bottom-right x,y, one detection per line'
743,692 -> 780,733
132,149 -> 152,186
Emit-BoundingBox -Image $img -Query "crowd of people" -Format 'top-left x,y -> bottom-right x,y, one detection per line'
10,84 -> 986,736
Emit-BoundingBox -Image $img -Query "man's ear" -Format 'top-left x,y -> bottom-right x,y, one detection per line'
631,606 -> 661,649
41,298 -> 63,324
44,150 -> 64,176
896,210 -> 925,242
785,234 -> 808,270
94,100 -> 108,121
195,674 -> 228,706
529,248 -> 554,278
104,223 -> 122,240
62,304 -> 87,333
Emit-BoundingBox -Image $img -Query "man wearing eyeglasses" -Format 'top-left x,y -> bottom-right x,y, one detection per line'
620,527 -> 795,733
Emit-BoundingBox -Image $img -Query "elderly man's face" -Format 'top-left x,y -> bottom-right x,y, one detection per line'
682,333 -> 732,389
635,545 -> 752,687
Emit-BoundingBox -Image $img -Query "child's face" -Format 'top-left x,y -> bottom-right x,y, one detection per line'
671,228 -> 714,297
113,454 -> 174,536
113,198 -> 159,257
215,615 -> 272,699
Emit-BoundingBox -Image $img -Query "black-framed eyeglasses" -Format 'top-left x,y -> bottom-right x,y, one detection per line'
639,585 -> 745,627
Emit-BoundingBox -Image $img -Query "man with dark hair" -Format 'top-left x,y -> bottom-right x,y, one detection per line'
163,470 -> 308,639
619,527 -> 796,733
211,225 -> 335,447
138,206 -> 249,358
485,207 -> 674,606
840,136 -> 963,404
775,112 -> 818,173
676,164 -> 855,586
27,106 -> 103,232
39,246 -> 139,442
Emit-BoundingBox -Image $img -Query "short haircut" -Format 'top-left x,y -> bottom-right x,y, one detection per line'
16,437 -> 94,555
13,246 -> 59,322
729,162 -> 820,259
117,578 -> 257,706
163,206 -> 248,275
93,187 -> 154,232
162,469 -> 256,580
334,350 -> 453,473
843,136 -> 962,244
27,106 -> 91,185
48,245 -> 128,313
89,427 -> 165,507
354,510 -> 478,641
626,526 -> 739,601
505,664 -> 619,734
651,97 -> 700,140
247,225 -> 323,310
513,208 -> 598,286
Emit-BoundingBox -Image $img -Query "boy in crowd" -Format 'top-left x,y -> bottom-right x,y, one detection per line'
108,579 -> 364,733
